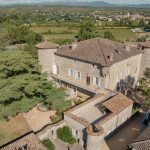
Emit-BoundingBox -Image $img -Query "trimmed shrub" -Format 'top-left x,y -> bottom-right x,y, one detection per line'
42,139 -> 55,150
56,126 -> 76,144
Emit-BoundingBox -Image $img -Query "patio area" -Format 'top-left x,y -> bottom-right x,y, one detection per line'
23,105 -> 56,132
106,112 -> 144,150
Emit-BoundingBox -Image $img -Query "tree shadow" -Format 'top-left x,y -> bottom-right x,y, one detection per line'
115,75 -> 136,96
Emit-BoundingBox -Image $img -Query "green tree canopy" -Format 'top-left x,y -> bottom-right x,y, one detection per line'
7,25 -> 43,45
77,20 -> 97,41
0,49 -> 68,120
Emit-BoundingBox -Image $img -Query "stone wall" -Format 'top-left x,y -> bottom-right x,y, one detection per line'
37,121 -> 66,141
139,48 -> 150,77
38,48 -> 57,80
55,53 -> 142,93
86,126 -> 105,150
107,54 -> 142,90
100,104 -> 133,137
55,55 -> 105,93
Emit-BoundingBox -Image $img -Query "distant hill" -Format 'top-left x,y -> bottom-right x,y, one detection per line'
1,1 -> 150,8
42,1 -> 116,7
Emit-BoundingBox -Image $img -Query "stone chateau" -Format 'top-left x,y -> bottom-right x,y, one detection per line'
35,37 -> 150,150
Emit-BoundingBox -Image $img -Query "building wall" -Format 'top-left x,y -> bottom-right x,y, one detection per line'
64,115 -> 86,133
139,48 -> 150,77
101,115 -> 118,137
86,134 -> 105,150
101,104 -> 133,137
38,48 -> 57,79
64,115 -> 86,145
107,54 -> 142,90
55,55 -> 105,93
55,53 -> 142,93
116,105 -> 133,127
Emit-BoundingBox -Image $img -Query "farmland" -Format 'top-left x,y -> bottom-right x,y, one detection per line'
30,23 -> 137,45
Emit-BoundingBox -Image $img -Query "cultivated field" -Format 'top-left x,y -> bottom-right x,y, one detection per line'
30,22 -> 137,45
97,28 -> 137,42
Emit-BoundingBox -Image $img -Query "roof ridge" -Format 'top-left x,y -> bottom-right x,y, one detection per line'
97,38 -> 109,67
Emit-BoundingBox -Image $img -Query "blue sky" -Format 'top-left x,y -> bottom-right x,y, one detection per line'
0,0 -> 150,5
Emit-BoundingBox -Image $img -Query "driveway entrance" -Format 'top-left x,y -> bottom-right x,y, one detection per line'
106,113 -> 144,150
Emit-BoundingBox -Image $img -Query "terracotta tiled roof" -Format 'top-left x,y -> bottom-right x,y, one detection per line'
55,37 -> 142,67
103,93 -> 133,114
131,126 -> 150,150
141,41 -> 150,48
131,139 -> 150,150
133,126 -> 150,143
36,41 -> 59,49
1,133 -> 46,150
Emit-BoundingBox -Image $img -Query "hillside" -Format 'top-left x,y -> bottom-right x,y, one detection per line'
1,1 -> 150,8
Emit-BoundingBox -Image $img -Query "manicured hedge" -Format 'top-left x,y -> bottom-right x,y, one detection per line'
56,126 -> 76,144
42,139 -> 55,150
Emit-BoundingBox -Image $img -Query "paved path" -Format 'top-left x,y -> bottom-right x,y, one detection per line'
106,113 -> 144,150
50,138 -> 84,150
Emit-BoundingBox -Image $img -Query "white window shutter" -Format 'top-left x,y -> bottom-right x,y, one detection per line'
52,64 -> 57,75
68,69 -> 71,76
75,71 -> 78,79
93,77 -> 96,85
99,78 -> 101,86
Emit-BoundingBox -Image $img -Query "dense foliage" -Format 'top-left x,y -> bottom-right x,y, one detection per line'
23,44 -> 38,58
57,126 -> 76,144
139,68 -> 150,106
104,31 -> 115,40
42,139 -> 55,150
0,49 -> 69,120
77,20 -> 96,41
7,25 -> 43,45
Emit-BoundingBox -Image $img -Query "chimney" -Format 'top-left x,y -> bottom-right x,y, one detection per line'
70,40 -> 77,50
125,45 -> 130,51
110,52 -> 113,61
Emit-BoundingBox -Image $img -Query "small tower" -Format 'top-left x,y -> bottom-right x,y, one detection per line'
139,42 -> 150,77
36,41 -> 59,80
86,125 -> 106,150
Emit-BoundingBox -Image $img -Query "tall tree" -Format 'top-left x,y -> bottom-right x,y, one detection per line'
0,50 -> 67,120
77,20 -> 96,41
7,25 -> 43,44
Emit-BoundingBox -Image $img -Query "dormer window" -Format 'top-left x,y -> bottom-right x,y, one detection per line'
92,64 -> 95,68
115,49 -> 121,54
107,56 -> 110,59
107,54 -> 113,61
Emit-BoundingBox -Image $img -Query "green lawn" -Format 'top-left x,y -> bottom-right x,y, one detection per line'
30,26 -> 78,34
97,28 -> 137,42
44,34 -> 76,40
31,24 -> 136,44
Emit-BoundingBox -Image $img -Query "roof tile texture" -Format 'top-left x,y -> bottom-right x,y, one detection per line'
55,37 -> 142,67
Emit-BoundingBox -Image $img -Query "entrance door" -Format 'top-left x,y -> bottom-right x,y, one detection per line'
86,76 -> 90,85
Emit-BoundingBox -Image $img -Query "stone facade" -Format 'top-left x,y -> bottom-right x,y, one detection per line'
53,53 -> 142,95
107,54 -> 142,90
38,48 -> 57,80
139,47 -> 150,77
100,105 -> 133,137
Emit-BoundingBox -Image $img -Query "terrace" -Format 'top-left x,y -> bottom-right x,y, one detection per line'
65,91 -> 115,127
